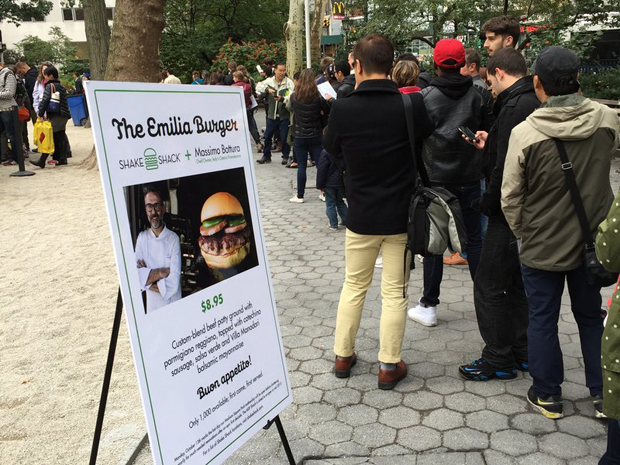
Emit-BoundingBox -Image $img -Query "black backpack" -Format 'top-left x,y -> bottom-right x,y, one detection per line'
401,93 -> 468,296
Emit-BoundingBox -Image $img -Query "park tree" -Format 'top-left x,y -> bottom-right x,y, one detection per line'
16,27 -> 76,66
0,0 -> 52,25
83,0 -> 110,80
285,0 -> 305,76
159,0 -> 288,82
310,0 -> 328,68
81,0 -> 166,169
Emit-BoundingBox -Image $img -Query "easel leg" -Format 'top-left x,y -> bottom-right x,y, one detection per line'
89,288 -> 124,465
264,415 -> 296,464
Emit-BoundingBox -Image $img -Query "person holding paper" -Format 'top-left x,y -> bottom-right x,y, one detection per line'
135,188 -> 182,313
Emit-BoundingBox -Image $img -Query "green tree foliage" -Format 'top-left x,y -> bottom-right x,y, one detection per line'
210,39 -> 286,78
0,0 -> 52,24
581,69 -> 620,101
160,0 -> 288,82
344,0 -> 620,58
16,27 -> 77,67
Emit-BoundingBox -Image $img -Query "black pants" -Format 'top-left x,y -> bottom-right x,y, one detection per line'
600,419 -> 620,464
422,181 -> 482,306
474,219 -> 528,368
51,130 -> 68,162
521,263 -> 603,398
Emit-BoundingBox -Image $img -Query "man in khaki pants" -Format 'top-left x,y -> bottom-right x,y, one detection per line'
323,34 -> 434,390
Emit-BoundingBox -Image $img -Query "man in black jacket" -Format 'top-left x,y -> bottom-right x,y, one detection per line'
324,34 -> 434,390
408,39 -> 492,327
458,48 -> 539,381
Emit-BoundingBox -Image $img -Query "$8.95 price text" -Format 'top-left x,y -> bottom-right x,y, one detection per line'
201,294 -> 224,312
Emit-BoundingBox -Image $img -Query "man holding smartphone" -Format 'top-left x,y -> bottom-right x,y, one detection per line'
255,63 -> 295,165
459,48 -> 539,381
408,39 -> 492,327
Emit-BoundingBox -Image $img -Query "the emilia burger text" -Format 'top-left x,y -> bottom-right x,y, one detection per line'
110,116 -> 239,140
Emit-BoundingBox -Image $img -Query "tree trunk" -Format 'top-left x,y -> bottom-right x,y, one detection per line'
104,0 -> 166,82
284,0 -> 305,77
83,0 -> 110,80
81,0 -> 166,170
310,0 -> 325,66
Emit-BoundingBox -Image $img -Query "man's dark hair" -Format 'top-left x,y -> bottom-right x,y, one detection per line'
435,64 -> 461,75
481,15 -> 520,46
335,60 -> 350,75
275,62 -> 286,69
320,56 -> 334,71
353,34 -> 394,76
167,68 -> 175,75
537,74 -> 580,97
263,57 -> 275,67
464,48 -> 481,71
487,48 -> 527,78
143,186 -> 163,201
395,52 -> 419,66
293,70 -> 301,80
43,65 -> 59,79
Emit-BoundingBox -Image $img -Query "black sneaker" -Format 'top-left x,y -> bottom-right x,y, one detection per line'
527,386 -> 563,419
281,157 -> 289,165
458,358 -> 517,381
256,156 -> 271,164
593,395 -> 606,419
516,360 -> 529,372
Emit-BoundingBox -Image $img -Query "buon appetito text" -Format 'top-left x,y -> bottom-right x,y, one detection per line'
110,116 -> 239,140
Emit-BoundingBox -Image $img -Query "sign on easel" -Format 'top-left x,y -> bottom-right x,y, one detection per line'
85,81 -> 293,465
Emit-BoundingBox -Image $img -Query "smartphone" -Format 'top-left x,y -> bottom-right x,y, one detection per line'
256,65 -> 264,74
457,125 -> 478,143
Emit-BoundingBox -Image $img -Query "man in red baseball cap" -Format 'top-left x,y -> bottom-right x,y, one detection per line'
408,38 -> 494,328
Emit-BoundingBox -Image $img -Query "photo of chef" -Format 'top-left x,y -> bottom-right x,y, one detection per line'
124,167 -> 259,313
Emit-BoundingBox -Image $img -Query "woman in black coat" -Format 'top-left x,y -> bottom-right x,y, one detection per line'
30,65 -> 71,167
287,69 -> 330,203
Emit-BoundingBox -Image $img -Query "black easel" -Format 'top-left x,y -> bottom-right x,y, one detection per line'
264,415 -> 296,464
90,288 -> 297,465
9,108 -> 35,177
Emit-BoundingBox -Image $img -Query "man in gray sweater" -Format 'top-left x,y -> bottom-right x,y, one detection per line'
0,63 -> 18,165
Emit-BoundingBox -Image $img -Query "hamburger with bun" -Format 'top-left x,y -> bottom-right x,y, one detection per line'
199,192 -> 251,269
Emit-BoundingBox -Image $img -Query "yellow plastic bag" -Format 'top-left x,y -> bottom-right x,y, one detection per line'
33,118 -> 54,154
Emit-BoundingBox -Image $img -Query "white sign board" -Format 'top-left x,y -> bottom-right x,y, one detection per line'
85,81 -> 293,465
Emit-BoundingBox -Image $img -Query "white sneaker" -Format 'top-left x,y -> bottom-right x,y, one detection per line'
375,256 -> 383,268
408,302 -> 437,327
289,196 -> 304,203
319,193 -> 325,202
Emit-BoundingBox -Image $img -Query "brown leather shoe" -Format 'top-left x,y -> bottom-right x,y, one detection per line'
378,360 -> 407,390
334,353 -> 357,378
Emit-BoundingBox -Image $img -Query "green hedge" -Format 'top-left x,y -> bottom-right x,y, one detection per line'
581,69 -> 620,101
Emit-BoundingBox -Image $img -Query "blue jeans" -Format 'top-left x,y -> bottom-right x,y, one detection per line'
294,136 -> 322,198
0,110 -> 18,162
263,117 -> 290,160
600,419 -> 620,465
521,263 -> 603,398
325,186 -> 347,228
422,181 -> 482,307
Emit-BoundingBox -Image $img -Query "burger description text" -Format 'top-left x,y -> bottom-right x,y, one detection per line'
163,300 -> 262,378
176,378 -> 283,464
111,116 -> 239,140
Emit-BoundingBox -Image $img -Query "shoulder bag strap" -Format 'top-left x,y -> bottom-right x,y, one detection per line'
402,93 -> 430,188
554,138 -> 595,249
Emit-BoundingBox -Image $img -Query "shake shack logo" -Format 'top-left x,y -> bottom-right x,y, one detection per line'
118,147 -> 183,171
144,148 -> 158,170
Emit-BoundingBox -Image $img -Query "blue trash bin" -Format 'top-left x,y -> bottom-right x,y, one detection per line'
67,94 -> 88,126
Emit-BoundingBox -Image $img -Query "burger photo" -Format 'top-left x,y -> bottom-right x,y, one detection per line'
198,192 -> 251,269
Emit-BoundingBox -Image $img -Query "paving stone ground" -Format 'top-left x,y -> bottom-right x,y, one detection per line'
134,115 -> 619,465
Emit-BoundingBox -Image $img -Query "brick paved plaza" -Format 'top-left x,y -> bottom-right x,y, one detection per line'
131,115 -> 619,465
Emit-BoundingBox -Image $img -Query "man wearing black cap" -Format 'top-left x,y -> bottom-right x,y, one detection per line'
502,46 -> 620,419
408,39 -> 492,328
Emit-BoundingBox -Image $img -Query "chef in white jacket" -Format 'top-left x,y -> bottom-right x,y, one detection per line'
135,188 -> 182,313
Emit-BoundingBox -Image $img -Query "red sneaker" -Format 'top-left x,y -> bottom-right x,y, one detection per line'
443,252 -> 468,265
